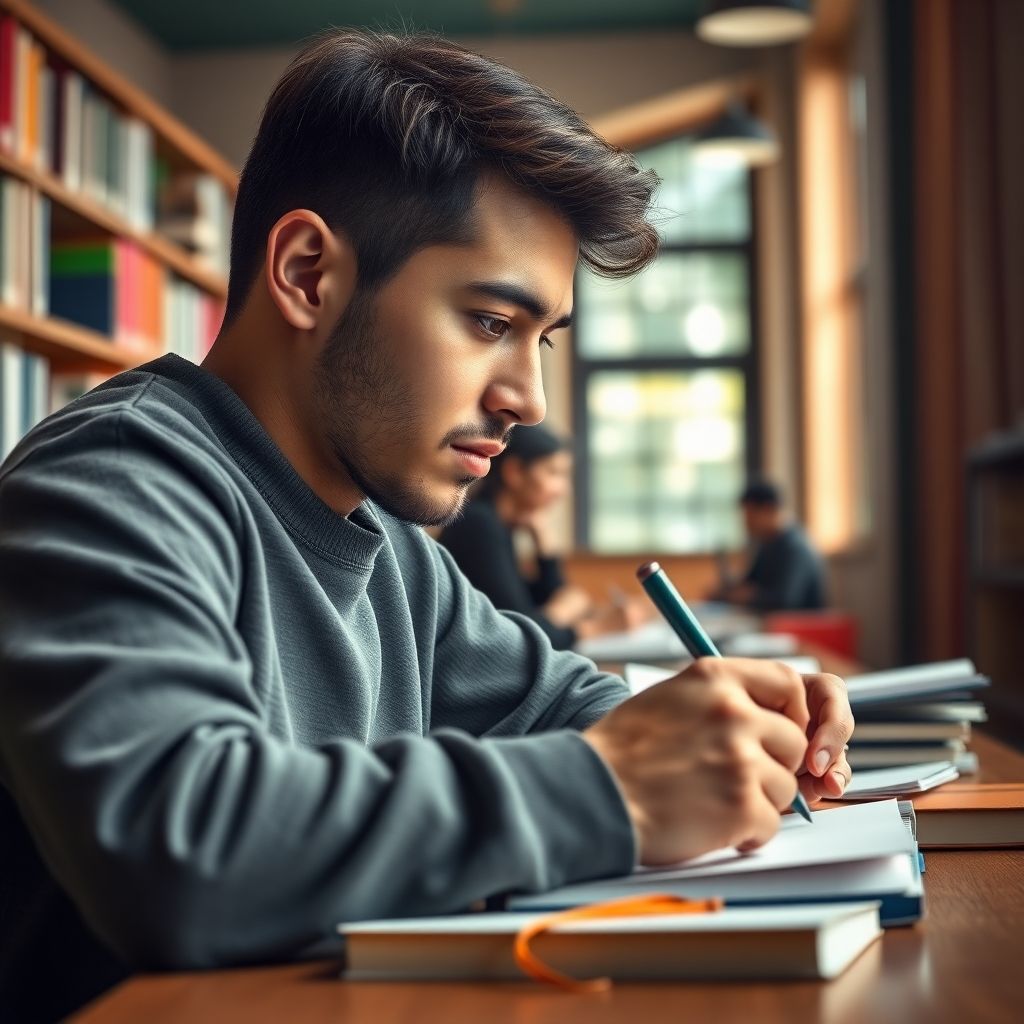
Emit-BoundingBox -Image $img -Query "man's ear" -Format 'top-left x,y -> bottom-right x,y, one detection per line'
264,209 -> 356,334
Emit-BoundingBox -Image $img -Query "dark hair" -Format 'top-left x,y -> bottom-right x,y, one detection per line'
224,29 -> 661,325
478,424 -> 569,498
740,479 -> 783,507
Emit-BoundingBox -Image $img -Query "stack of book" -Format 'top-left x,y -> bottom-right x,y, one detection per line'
845,658 -> 989,774
338,799 -> 922,984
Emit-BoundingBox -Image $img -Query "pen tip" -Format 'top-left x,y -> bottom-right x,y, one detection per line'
793,793 -> 814,823
636,561 -> 660,581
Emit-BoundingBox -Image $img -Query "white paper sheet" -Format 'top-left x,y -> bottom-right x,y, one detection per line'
624,799 -> 915,883
837,761 -> 959,798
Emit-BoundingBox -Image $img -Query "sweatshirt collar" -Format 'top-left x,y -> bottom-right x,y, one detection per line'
140,354 -> 386,567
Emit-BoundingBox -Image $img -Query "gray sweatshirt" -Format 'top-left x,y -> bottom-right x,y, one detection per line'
0,354 -> 633,1001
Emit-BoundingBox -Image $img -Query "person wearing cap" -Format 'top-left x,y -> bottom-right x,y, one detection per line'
439,424 -> 643,648
715,480 -> 827,612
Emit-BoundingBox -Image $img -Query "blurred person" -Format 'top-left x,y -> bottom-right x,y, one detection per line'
440,424 -> 646,648
0,30 -> 852,1021
715,480 -> 827,612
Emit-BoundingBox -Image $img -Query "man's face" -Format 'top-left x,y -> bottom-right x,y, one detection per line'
313,177 -> 577,527
742,503 -> 781,540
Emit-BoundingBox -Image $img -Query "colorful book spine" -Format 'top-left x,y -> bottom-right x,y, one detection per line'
0,16 -> 16,154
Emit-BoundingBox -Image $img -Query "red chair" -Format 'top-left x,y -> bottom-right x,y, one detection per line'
762,610 -> 859,661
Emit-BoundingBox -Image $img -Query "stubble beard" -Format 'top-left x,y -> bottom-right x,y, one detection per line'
314,291 -> 475,528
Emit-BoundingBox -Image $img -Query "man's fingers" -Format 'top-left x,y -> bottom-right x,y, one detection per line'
735,791 -> 784,852
757,708 -> 809,774
800,752 -> 852,801
693,657 -> 811,733
758,752 -> 800,812
803,673 -> 854,776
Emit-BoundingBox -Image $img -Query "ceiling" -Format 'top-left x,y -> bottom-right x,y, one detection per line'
109,0 -> 706,51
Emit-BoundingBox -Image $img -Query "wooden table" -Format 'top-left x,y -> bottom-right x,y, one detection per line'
73,731 -> 1024,1024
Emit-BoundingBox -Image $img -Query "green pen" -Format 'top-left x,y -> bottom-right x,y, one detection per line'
636,560 -> 814,824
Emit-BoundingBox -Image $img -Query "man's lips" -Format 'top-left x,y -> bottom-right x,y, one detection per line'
450,440 -> 504,477
451,440 -> 505,459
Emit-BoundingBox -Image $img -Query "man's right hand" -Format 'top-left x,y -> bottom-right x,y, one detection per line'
582,658 -> 810,866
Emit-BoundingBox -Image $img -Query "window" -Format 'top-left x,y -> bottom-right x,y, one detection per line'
573,137 -> 759,554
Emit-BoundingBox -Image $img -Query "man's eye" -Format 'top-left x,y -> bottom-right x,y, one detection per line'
475,315 -> 511,339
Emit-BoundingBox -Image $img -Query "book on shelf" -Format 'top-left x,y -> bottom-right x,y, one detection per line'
507,799 -> 924,928
0,334 -> 49,460
158,171 -> 231,276
339,902 -> 883,983
0,173 -> 48,313
50,369 -> 110,410
0,10 -> 231,245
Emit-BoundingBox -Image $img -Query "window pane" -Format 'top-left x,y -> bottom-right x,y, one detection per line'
587,370 -> 747,554
639,138 -> 749,244
577,252 -> 750,359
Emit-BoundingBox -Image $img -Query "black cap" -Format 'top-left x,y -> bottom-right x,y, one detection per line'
739,479 -> 782,507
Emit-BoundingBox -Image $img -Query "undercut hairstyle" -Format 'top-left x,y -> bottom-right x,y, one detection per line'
224,29 -> 661,325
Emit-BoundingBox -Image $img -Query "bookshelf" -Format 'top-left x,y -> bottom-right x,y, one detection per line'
0,0 -> 237,456
966,429 -> 1024,738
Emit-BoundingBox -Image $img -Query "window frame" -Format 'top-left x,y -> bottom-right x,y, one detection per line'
571,173 -> 763,553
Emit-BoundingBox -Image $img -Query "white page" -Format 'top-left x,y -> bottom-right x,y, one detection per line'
341,902 -> 881,937
623,662 -> 679,692
624,655 -> 822,695
625,800 -> 914,883
720,632 -> 798,657
576,620 -> 691,663
575,606 -> 760,663
839,762 -> 959,798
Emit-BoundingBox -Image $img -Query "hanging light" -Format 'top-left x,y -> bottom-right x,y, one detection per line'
692,102 -> 780,167
696,0 -> 814,47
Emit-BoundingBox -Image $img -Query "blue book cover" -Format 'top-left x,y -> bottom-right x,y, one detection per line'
49,273 -> 114,336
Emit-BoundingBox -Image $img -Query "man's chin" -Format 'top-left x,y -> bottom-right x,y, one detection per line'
366,478 -> 474,529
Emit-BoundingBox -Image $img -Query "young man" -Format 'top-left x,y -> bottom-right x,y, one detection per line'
718,480 -> 828,611
0,30 -> 853,1019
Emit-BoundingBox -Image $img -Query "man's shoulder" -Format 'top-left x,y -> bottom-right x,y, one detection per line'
1,361 -> 236,514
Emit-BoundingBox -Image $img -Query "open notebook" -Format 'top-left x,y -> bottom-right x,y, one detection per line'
509,799 -> 923,927
339,902 -> 883,982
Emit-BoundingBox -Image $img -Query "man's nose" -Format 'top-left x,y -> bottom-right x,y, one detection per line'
482,348 -> 546,427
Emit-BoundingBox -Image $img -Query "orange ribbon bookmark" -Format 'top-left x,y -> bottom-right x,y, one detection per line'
513,893 -> 725,993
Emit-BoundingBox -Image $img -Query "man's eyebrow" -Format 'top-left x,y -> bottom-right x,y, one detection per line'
466,280 -> 573,331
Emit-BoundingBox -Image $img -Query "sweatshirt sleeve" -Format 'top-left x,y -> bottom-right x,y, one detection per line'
427,538 -> 631,737
0,409 -> 635,971
439,504 -> 576,649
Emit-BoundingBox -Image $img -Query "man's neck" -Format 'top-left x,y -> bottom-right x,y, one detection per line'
203,328 -> 363,517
